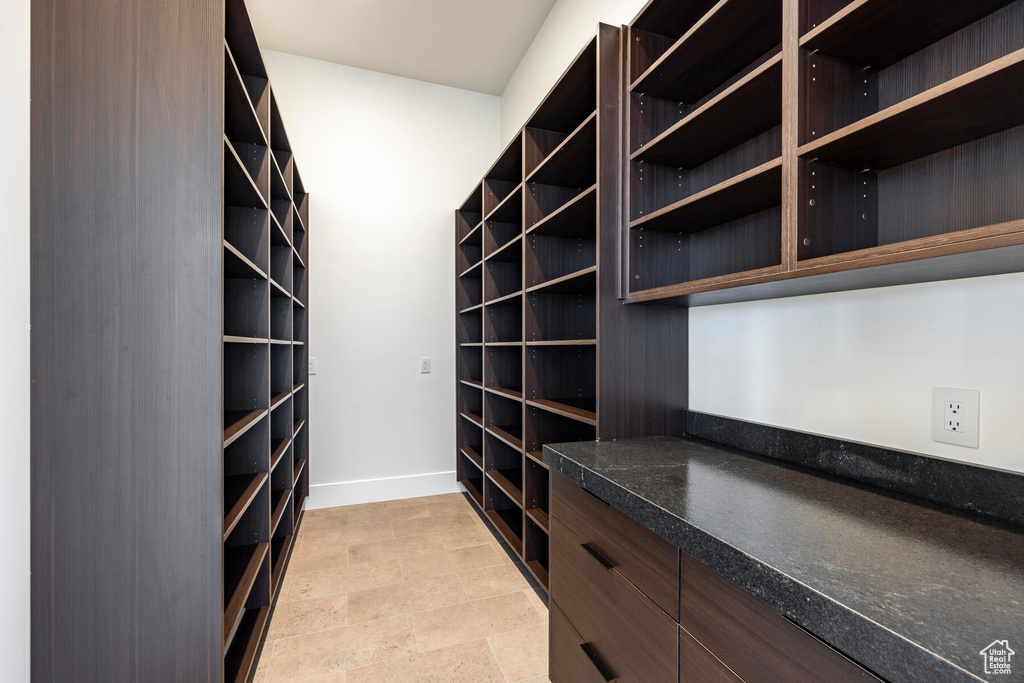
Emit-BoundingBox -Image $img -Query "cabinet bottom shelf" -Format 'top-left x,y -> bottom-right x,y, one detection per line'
223,606 -> 270,683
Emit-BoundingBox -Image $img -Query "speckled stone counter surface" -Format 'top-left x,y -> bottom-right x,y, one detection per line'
543,436 -> 1024,683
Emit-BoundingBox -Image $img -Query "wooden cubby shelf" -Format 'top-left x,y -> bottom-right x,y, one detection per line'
799,0 -> 1015,68
460,411 -> 484,428
486,426 -> 523,452
632,0 -> 781,101
631,158 -> 783,233
631,54 -> 782,166
796,50 -> 1024,169
623,0 -> 1024,304
455,21 -> 689,610
217,1 -> 311,679
223,473 -> 268,540
526,399 -> 597,427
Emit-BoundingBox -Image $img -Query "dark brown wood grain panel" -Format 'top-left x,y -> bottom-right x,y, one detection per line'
551,518 -> 678,682
550,604 -> 615,683
552,472 -> 680,619
679,627 -> 744,682
30,0 -> 224,680
680,553 -> 881,682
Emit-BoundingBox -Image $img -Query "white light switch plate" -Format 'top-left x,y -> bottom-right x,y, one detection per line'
420,357 -> 431,374
932,388 -> 979,448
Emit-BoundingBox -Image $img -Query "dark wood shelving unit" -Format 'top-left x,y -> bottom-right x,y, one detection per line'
454,24 -> 687,600
623,0 -> 1024,305
219,0 -> 310,680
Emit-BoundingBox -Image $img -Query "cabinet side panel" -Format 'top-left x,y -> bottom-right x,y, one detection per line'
31,0 -> 224,680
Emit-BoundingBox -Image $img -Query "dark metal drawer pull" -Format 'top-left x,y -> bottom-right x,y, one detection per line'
581,543 -> 613,569
580,643 -> 615,682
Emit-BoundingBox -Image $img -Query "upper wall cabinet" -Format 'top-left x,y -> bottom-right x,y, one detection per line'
624,0 -> 1024,306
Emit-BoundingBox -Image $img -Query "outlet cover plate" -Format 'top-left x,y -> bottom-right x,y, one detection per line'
932,388 -> 979,448
308,358 -> 318,375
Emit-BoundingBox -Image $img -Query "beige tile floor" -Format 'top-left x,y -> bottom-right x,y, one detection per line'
253,493 -> 550,683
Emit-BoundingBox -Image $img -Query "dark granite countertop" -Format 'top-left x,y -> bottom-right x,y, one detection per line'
544,436 -> 1024,683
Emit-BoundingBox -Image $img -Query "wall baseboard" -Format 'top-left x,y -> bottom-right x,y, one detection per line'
308,470 -> 463,510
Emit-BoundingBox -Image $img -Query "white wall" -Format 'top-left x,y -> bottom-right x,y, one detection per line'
504,0 -> 1024,475
1,0 -> 31,678
262,51 -> 501,507
499,0 -> 646,141
690,274 -> 1024,474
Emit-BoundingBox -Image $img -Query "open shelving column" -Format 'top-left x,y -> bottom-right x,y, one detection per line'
222,0 -> 310,680
623,0 -> 1024,304
457,27 -> 631,593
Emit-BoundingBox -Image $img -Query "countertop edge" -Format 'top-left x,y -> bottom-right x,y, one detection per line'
544,444 -> 986,683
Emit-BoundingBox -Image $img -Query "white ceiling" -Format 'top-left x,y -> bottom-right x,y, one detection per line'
246,0 -> 557,95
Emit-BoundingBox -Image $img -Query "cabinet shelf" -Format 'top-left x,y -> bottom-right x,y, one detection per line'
460,410 -> 484,428
270,212 -> 291,247
224,46 -> 267,147
486,290 -> 522,307
526,112 -> 597,188
223,335 -> 267,345
526,450 -> 548,469
224,240 -> 267,281
270,390 -> 290,412
630,158 -> 782,233
459,303 -> 484,315
526,398 -> 597,426
271,437 -> 291,472
460,445 -> 483,470
460,378 -> 484,389
487,469 -> 524,506
796,49 -> 1024,169
223,542 -> 269,647
486,236 -> 522,264
526,507 -> 549,533
526,560 -> 549,589
631,0 -> 782,103
800,0 -> 1015,69
459,222 -> 483,247
293,418 -> 306,438
224,137 -> 267,210
485,509 -> 524,556
525,266 -> 597,294
271,488 -> 293,535
459,261 -> 483,279
526,185 -> 596,239
223,606 -> 270,683
526,340 -> 597,347
223,473 -> 269,541
224,409 -> 267,448
632,54 -> 782,167
485,184 -> 523,224
486,425 -> 523,451
485,386 -> 524,402
293,458 -> 307,487
462,475 -> 483,507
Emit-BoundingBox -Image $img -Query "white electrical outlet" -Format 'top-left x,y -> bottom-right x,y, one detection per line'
420,357 -> 431,374
932,388 -> 979,448
308,358 -> 318,375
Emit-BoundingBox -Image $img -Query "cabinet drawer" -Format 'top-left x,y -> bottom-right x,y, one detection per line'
679,626 -> 742,682
550,603 -> 615,683
551,517 -> 678,683
680,554 -> 882,683
551,471 -> 679,619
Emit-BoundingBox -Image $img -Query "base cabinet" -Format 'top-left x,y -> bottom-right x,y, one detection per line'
549,472 -> 883,683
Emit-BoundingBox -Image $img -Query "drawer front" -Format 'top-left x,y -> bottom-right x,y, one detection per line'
552,517 -> 678,683
679,626 -> 742,682
551,471 -> 679,619
680,554 -> 882,683
550,604 -> 615,683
